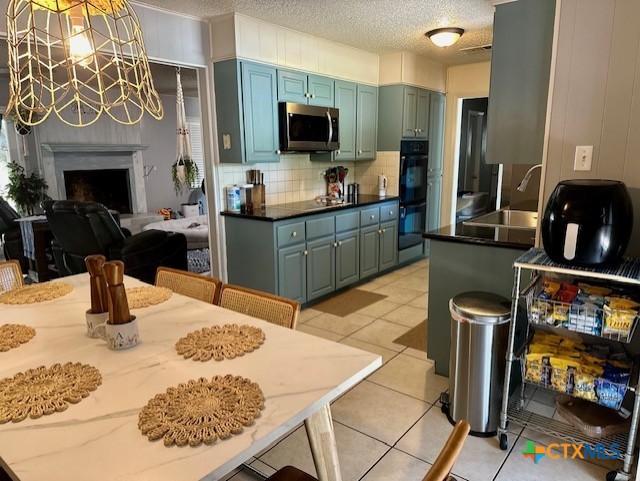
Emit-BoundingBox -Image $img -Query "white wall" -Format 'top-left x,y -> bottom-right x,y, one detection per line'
542,0 -> 640,199
141,94 -> 200,213
211,13 -> 380,85
379,52 -> 447,92
442,61 -> 492,226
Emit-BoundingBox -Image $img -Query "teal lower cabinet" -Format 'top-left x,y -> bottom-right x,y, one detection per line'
306,235 -> 336,302
379,221 -> 398,270
336,229 -> 359,289
224,200 -> 399,304
360,225 -> 380,278
277,244 -> 307,304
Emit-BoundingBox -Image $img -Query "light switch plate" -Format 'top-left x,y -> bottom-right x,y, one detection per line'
222,134 -> 232,150
574,145 -> 593,171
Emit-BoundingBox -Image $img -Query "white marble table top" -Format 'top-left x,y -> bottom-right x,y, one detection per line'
0,275 -> 381,481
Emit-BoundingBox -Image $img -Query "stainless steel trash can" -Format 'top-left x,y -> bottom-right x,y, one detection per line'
447,291 -> 511,436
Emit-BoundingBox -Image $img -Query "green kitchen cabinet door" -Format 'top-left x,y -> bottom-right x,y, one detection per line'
277,69 -> 308,104
335,80 -> 357,161
425,176 -> 443,257
360,224 -> 380,278
277,244 -> 307,304
415,90 -> 430,140
306,235 -> 336,301
336,229 -> 359,289
356,84 -> 378,161
379,221 -> 398,271
241,62 -> 280,163
402,86 -> 418,138
428,92 -> 446,175
308,74 -> 335,108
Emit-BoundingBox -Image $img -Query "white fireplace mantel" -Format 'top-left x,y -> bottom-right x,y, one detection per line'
41,143 -> 148,153
40,143 -> 150,214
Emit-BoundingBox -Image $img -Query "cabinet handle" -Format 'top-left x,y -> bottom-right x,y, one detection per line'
429,168 -> 433,172
418,129 -> 422,133
428,182 -> 433,186
292,231 -> 297,237
389,211 -> 393,215
333,242 -> 338,248
336,150 -> 341,154
382,228 -> 386,233
378,229 -> 382,234
311,94 -> 316,98
370,214 -> 375,220
276,150 -> 282,154
358,150 -> 363,154
304,93 -> 310,98
338,241 -> 343,246
304,250 -> 309,256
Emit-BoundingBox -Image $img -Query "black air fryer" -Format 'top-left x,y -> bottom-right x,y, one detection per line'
541,180 -> 633,266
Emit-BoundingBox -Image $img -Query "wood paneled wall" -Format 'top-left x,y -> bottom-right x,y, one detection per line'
543,0 -> 640,202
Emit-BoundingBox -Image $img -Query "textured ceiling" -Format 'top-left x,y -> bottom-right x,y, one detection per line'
137,0 -> 495,66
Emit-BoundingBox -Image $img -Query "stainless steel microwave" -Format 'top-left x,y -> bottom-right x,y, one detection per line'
279,102 -> 339,152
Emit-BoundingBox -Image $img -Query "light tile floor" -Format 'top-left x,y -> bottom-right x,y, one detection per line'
224,258 -> 622,481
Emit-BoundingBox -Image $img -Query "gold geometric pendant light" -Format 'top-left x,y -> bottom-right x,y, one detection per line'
6,0 -> 163,127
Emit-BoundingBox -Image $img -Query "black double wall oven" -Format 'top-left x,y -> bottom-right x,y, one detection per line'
399,140 -> 429,252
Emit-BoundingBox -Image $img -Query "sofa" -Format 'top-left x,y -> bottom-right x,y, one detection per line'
44,200 -> 188,284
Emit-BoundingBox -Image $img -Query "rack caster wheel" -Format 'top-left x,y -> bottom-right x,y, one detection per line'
499,433 -> 508,451
606,471 -> 631,481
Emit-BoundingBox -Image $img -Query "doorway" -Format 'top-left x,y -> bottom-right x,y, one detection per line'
455,98 -> 499,222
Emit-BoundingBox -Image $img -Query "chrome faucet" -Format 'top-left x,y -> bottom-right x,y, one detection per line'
517,164 -> 542,192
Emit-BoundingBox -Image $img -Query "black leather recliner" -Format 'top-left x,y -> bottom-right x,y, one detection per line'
43,200 -> 188,284
0,196 -> 28,271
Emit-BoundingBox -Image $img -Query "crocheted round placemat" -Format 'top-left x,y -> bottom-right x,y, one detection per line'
126,286 -> 172,309
0,362 -> 102,423
138,375 -> 264,447
0,282 -> 73,305
0,324 -> 36,352
175,324 -> 265,362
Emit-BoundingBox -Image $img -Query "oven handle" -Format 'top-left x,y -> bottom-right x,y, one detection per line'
326,111 -> 333,145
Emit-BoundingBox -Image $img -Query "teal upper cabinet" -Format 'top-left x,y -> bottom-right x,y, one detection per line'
356,84 -> 378,161
402,87 -> 418,138
277,69 -> 308,104
378,85 -> 437,151
242,62 -> 281,163
416,90 -> 430,139
486,0 -> 556,164
428,92 -> 446,175
335,80 -> 357,161
278,70 -> 335,107
214,60 -> 279,164
308,75 -> 335,108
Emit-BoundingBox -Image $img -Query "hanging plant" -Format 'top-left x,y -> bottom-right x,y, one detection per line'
8,106 -> 40,136
171,156 -> 198,195
4,161 -> 49,216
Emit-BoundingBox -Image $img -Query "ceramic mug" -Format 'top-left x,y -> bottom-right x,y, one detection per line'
86,310 -> 109,339
95,317 -> 139,350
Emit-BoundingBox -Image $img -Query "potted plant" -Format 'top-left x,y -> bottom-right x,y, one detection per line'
171,155 -> 198,196
4,161 -> 49,216
8,105 -> 41,136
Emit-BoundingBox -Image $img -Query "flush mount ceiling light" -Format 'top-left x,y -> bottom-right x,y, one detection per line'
6,0 -> 163,127
425,27 -> 465,48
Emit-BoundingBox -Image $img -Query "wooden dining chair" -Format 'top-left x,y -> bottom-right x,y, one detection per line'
155,267 -> 221,304
0,259 -> 24,293
261,420 -> 470,481
218,284 -> 300,330
423,420 -> 471,481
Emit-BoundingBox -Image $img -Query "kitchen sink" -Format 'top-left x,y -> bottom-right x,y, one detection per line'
463,209 -> 538,230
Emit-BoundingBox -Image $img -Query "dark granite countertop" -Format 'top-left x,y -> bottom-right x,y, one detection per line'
221,195 -> 400,222
423,220 -> 536,250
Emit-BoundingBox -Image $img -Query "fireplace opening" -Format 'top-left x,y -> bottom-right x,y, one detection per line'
64,169 -> 132,214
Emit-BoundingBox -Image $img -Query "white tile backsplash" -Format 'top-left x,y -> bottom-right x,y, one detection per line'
216,151 -> 400,210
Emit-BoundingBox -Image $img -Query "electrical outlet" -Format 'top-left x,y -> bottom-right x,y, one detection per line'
222,134 -> 232,150
574,145 -> 593,171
